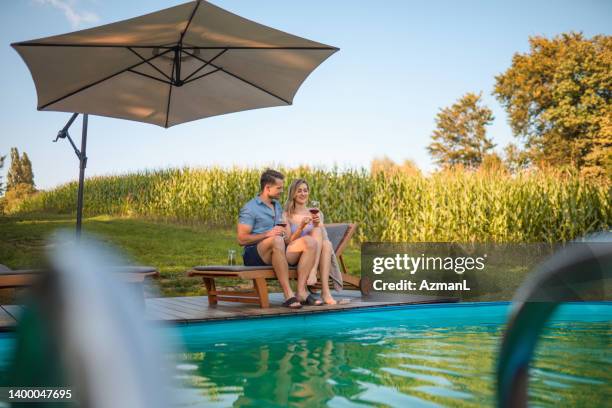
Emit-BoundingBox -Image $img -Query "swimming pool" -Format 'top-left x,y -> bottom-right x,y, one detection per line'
167,302 -> 611,407
1,302 -> 610,407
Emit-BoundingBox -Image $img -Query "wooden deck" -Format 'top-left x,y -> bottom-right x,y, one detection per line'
0,291 -> 457,330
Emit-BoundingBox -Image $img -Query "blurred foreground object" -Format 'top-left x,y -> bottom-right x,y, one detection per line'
497,232 -> 612,407
8,231 -> 174,408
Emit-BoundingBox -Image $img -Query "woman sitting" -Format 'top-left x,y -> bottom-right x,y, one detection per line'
283,179 -> 338,305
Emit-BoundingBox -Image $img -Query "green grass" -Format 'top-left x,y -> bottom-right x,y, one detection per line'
0,213 -> 361,299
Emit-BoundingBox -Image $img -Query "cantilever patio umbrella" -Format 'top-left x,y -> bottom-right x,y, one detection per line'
12,0 -> 338,234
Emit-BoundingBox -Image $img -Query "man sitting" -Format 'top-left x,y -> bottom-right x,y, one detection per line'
237,169 -> 318,309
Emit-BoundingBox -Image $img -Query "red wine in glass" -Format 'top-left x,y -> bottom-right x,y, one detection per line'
276,222 -> 287,227
309,200 -> 320,215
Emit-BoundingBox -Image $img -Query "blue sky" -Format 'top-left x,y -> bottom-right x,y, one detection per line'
1,0 -> 611,190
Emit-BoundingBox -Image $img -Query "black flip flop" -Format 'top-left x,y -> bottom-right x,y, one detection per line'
282,296 -> 302,309
301,294 -> 323,306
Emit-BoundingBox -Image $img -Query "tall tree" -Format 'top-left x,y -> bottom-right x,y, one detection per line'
370,156 -> 397,174
494,32 -> 611,178
0,154 -> 5,195
20,152 -> 35,188
371,156 -> 421,176
428,92 -> 496,169
6,148 -> 22,191
6,147 -> 36,191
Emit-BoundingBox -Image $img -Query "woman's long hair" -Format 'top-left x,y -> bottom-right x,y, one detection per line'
284,179 -> 309,215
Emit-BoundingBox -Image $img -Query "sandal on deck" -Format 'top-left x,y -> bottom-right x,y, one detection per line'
282,296 -> 302,309
301,294 -> 323,306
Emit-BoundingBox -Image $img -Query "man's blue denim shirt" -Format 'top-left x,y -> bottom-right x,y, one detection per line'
238,195 -> 283,235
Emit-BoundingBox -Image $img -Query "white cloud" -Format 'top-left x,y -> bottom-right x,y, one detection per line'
35,0 -> 100,28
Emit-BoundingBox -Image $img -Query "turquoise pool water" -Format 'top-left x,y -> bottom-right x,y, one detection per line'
167,302 -> 611,407
1,302 -> 610,407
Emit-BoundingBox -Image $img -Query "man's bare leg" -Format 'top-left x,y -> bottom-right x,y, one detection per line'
286,236 -> 317,302
258,236 -> 297,305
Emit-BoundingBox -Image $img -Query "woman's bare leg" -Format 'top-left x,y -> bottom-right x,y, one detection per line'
307,227 -> 323,285
320,240 -> 336,305
286,236 -> 317,302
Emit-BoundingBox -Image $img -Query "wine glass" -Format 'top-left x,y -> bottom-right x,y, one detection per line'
275,213 -> 288,238
275,213 -> 287,228
309,200 -> 320,215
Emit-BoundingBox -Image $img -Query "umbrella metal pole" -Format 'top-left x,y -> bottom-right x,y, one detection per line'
53,113 -> 88,238
76,114 -> 88,238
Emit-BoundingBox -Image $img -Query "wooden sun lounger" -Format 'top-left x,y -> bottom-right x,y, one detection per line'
0,264 -> 159,303
188,223 -> 361,308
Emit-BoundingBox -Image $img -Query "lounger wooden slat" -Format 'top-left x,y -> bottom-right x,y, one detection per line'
213,296 -> 263,304
0,265 -> 160,285
0,265 -> 160,305
211,290 -> 260,298
188,223 -> 360,308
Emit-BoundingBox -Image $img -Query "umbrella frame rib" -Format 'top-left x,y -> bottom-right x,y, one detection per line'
182,49 -> 227,83
28,44 -> 332,112
181,48 -> 292,105
127,47 -> 173,82
126,69 -> 173,86
37,47 -> 175,110
182,67 -> 221,85
179,0 -> 202,45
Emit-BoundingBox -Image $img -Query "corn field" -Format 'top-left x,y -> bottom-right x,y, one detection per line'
13,167 -> 611,243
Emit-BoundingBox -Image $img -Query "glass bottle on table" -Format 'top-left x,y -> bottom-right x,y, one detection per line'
227,249 -> 236,266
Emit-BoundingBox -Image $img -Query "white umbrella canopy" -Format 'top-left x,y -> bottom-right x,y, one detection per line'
12,0 -> 338,127
11,0 -> 338,235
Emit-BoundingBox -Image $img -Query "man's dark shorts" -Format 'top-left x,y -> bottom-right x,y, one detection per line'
243,244 -> 270,266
